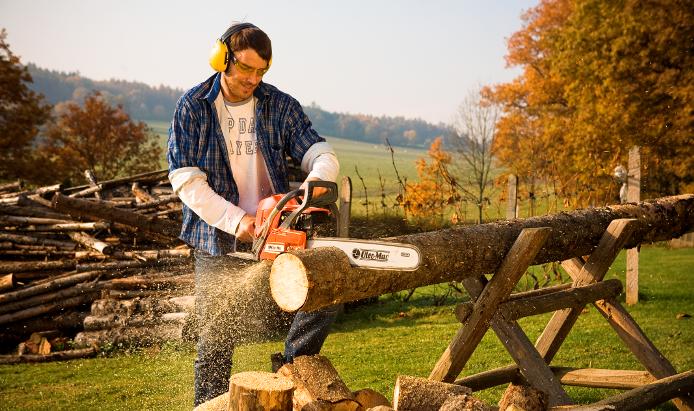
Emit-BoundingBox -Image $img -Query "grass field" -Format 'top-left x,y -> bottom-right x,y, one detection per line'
1,245 -> 692,410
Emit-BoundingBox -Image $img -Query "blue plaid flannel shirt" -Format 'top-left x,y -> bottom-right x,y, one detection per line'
167,73 -> 325,255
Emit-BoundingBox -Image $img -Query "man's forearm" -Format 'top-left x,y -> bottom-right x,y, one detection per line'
169,167 -> 246,235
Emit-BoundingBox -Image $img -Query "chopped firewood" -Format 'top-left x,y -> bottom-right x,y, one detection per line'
439,394 -> 493,411
498,383 -> 548,411
24,332 -> 51,355
277,354 -> 359,410
392,375 -> 472,411
193,392 -> 229,411
228,371 -> 294,411
353,388 -> 391,409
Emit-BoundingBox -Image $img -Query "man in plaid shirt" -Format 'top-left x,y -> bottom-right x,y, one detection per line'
167,22 -> 340,406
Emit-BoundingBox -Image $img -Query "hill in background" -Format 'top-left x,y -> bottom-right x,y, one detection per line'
27,64 -> 447,148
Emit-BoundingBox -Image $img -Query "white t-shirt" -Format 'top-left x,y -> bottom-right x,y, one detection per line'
214,93 -> 273,216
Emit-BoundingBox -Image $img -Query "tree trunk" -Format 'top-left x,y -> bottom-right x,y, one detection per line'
228,371 -> 294,411
392,375 -> 472,411
270,195 -> 694,312
51,192 -> 180,238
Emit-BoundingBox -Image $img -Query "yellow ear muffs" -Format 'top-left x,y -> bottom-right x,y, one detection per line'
209,39 -> 229,72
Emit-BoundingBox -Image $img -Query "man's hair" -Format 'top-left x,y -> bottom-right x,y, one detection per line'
229,26 -> 272,63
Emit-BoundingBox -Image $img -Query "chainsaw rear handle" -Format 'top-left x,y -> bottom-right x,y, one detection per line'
277,181 -> 338,230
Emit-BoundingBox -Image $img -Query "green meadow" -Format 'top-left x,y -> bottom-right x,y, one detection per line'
0,246 -> 692,410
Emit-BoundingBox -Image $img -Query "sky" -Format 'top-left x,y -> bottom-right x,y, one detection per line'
1,0 -> 537,125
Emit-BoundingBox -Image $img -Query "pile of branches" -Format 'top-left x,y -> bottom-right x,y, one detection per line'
0,169 -> 193,356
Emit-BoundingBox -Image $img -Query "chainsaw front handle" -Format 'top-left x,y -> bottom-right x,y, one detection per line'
277,181 -> 337,230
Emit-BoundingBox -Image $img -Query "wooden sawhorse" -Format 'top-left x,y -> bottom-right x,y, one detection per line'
428,219 -> 694,410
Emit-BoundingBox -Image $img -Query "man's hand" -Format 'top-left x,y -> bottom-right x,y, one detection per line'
299,177 -> 329,200
235,214 -> 256,243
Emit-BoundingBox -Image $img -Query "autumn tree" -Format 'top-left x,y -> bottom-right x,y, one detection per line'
0,29 -> 50,181
485,0 -> 693,206
34,91 -> 162,184
402,137 -> 458,225
447,89 -> 500,223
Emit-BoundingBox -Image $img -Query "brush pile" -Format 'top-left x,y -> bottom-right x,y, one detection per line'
0,169 -> 195,359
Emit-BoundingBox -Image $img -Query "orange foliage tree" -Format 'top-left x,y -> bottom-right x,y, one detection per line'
34,91 -> 162,184
401,137 -> 459,225
485,0 -> 693,206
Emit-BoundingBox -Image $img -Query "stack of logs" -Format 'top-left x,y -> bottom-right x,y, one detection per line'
0,170 -> 195,359
195,354 -> 495,411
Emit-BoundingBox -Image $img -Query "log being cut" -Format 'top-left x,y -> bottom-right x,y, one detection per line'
270,195 -> 694,312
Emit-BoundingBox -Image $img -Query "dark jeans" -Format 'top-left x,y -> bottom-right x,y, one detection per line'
193,249 -> 338,406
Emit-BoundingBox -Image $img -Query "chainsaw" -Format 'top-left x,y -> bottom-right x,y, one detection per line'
229,181 -> 421,271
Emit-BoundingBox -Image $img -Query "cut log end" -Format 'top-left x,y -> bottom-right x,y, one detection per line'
228,371 -> 294,411
270,253 -> 309,312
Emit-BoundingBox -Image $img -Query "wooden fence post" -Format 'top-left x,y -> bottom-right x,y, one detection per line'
337,176 -> 352,238
626,146 -> 640,305
507,174 -> 518,220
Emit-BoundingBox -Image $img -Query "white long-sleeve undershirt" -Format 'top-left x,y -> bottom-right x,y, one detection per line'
169,142 -> 339,236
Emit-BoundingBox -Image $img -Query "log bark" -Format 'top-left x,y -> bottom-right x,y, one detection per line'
0,215 -> 75,225
0,270 -> 104,304
0,259 -> 76,274
0,291 -> 100,325
0,311 -> 87,337
277,354 -> 359,410
438,394 -> 491,411
0,281 -> 105,315
392,375 -> 472,411
0,347 -> 96,364
17,221 -> 110,232
74,323 -> 186,346
270,195 -> 694,312
63,169 -> 168,193
0,232 -> 76,249
586,370 -> 694,411
68,231 -> 112,254
352,388 -> 391,409
51,193 -> 180,238
228,371 -> 294,411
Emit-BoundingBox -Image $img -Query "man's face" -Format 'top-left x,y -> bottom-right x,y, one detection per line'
222,48 -> 269,102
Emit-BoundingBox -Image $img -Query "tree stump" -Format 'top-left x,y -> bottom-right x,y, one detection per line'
392,375 -> 472,411
228,371 -> 294,411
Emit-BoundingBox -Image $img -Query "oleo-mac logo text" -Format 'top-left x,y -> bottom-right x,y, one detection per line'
352,248 -> 390,262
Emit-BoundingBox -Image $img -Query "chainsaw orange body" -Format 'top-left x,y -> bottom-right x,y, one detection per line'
251,188 -> 334,261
